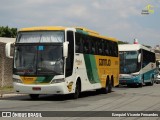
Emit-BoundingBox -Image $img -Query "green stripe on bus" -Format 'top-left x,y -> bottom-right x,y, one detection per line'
84,54 -> 100,83
76,29 -> 88,35
35,76 -> 54,83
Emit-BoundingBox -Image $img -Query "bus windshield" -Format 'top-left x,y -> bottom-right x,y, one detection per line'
17,31 -> 64,43
120,51 -> 139,74
14,45 -> 63,75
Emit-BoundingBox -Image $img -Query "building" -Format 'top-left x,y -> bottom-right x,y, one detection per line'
0,37 -> 15,87
155,45 -> 160,61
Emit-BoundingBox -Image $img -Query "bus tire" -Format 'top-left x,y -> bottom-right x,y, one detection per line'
139,76 -> 144,87
72,80 -> 81,99
108,80 -> 112,93
101,79 -> 111,94
115,84 -> 119,87
29,94 -> 39,100
127,84 -> 132,87
149,77 -> 154,86
138,83 -> 143,87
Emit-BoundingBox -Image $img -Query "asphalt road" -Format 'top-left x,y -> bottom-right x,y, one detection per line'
0,84 -> 160,120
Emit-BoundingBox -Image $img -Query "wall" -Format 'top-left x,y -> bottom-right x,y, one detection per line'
0,42 -> 13,87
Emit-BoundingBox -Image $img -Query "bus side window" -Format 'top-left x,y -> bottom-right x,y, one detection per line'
104,41 -> 109,56
115,42 -> 118,57
90,37 -> 96,54
98,40 -> 102,55
83,41 -> 87,53
95,41 -> 99,55
110,42 -> 114,57
101,39 -> 105,55
83,37 -> 90,54
75,33 -> 81,53
79,38 -> 83,53
142,49 -> 156,68
113,42 -> 118,57
108,41 -> 112,56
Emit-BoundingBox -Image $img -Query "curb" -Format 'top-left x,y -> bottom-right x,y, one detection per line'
0,93 -> 26,98
1,94 -> 22,98
0,92 -> 25,98
0,91 -> 12,97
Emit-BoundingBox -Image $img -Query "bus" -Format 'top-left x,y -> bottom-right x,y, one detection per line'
6,26 -> 119,99
156,60 -> 160,71
119,44 -> 156,87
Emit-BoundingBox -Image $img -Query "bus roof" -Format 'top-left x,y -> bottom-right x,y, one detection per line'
19,26 -> 118,42
75,27 -> 118,42
118,44 -> 152,52
19,26 -> 67,31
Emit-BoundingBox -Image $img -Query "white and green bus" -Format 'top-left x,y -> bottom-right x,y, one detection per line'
6,26 -> 119,99
119,44 -> 156,87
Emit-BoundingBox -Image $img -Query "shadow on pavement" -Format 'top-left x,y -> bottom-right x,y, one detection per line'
0,90 -> 117,101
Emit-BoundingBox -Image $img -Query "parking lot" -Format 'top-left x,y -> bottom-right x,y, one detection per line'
0,83 -> 160,119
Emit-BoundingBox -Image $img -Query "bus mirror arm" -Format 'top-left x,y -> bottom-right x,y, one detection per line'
138,53 -> 141,63
63,41 -> 69,58
5,42 -> 14,59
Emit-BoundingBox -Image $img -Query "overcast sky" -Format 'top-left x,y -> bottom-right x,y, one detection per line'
0,0 -> 159,47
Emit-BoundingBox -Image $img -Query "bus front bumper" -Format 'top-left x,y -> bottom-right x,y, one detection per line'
119,78 -> 140,85
13,82 -> 71,95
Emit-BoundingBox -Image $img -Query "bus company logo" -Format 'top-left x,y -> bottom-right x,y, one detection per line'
99,59 -> 111,66
76,59 -> 82,65
141,4 -> 154,15
1,112 -> 42,118
2,112 -> 11,117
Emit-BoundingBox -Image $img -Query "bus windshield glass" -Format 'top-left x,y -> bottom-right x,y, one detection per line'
14,45 -> 63,75
17,31 -> 64,43
120,51 -> 139,74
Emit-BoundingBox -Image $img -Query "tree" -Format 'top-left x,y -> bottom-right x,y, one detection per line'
118,41 -> 129,44
0,26 -> 17,38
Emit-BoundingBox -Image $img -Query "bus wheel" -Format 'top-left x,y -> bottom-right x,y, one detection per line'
127,84 -> 132,87
29,94 -> 39,100
108,80 -> 112,93
115,84 -> 119,87
139,77 -> 144,87
139,83 -> 143,87
102,80 -> 111,94
72,81 -> 80,99
149,77 -> 154,86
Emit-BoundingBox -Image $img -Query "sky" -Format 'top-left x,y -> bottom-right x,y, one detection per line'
0,0 -> 160,47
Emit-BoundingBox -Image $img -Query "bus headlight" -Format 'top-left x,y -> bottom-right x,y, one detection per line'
132,75 -> 138,78
13,78 -> 23,83
51,79 -> 65,84
131,73 -> 140,78
131,75 -> 139,79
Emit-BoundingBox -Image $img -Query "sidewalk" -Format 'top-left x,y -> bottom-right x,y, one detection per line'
0,87 -> 26,98
0,87 -> 16,98
0,91 -> 25,98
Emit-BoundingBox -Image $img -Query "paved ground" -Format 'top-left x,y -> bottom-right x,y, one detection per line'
0,84 -> 160,120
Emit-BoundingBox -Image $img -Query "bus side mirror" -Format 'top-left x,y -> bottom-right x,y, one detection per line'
5,42 -> 14,58
63,41 -> 69,58
138,53 -> 141,63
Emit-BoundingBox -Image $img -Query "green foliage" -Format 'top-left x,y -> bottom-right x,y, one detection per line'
143,44 -> 152,48
118,41 -> 129,44
0,26 -> 17,38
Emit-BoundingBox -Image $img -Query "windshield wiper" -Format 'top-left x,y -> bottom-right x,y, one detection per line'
37,68 -> 61,75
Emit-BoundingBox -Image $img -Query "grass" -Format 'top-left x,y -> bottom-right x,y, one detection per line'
0,86 -> 14,97
0,86 -> 14,93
